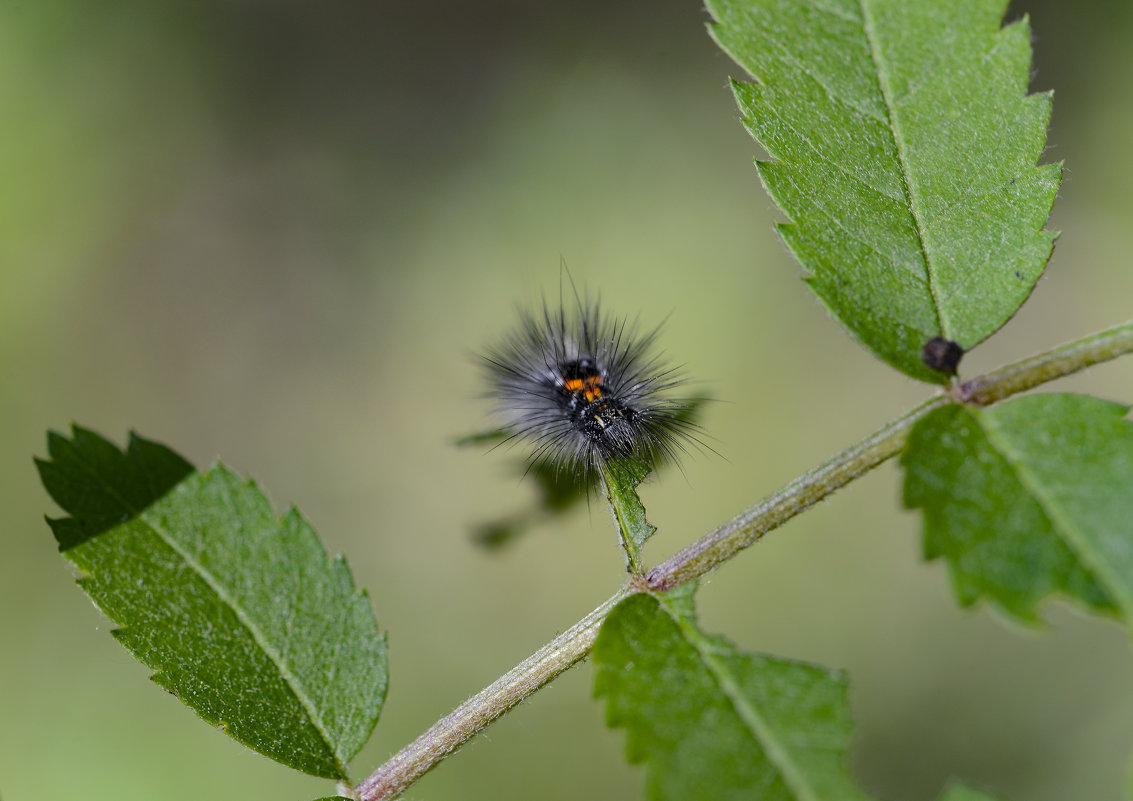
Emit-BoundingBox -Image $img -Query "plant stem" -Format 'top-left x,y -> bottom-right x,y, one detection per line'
356,318 -> 1133,800
645,393 -> 948,592
648,317 -> 1133,592
959,319 -> 1133,405
355,590 -> 630,801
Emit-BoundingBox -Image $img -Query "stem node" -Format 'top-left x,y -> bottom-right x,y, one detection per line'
357,318 -> 1133,800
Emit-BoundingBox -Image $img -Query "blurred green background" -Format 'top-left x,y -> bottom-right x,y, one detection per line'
3,1 -> 1133,800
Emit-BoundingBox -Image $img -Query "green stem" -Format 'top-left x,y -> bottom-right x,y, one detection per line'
355,590 -> 630,801
649,317 -> 1133,591
356,318 -> 1133,801
600,459 -> 655,576
646,393 -> 948,591
958,319 -> 1133,405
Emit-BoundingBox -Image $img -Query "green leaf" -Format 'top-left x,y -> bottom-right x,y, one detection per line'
902,395 -> 1133,622
460,399 -> 707,553
593,586 -> 875,801
467,455 -> 592,551
451,428 -> 510,447
601,458 -> 656,574
36,427 -> 388,780
707,0 -> 1061,383
36,425 -> 195,549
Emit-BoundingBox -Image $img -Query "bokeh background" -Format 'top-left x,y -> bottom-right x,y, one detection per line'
3,1 -> 1133,800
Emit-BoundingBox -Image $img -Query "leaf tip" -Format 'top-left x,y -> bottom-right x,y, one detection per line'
43,428 -> 72,459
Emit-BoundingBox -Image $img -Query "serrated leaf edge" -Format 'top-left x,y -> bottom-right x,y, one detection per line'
976,404 -> 1129,617
127,466 -> 354,779
708,1 -> 1060,382
857,1 -> 950,338
653,591 -> 830,801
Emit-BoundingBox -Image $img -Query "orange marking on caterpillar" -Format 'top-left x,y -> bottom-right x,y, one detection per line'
564,375 -> 605,403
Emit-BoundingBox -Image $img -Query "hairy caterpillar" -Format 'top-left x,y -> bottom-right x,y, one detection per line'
482,290 -> 702,482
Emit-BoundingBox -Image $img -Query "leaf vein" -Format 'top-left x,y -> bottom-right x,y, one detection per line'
661,596 -> 819,801
772,163 -> 928,290
143,478 -> 342,774
977,412 -> 1119,610
858,0 -> 948,337
752,15 -> 885,125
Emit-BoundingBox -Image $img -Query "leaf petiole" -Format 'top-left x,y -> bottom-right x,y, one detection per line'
354,317 -> 1133,800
